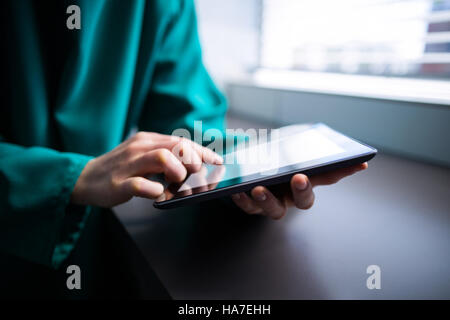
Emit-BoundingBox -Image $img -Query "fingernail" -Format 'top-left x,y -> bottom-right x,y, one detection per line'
254,192 -> 266,202
231,193 -> 240,200
214,155 -> 223,165
295,178 -> 308,190
156,193 -> 166,202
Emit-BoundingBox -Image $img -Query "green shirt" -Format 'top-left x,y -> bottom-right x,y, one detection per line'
0,0 -> 227,268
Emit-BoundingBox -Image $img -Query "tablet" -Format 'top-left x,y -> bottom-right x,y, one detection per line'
154,123 -> 377,209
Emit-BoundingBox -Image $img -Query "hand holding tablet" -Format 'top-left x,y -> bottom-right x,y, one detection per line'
154,123 -> 376,210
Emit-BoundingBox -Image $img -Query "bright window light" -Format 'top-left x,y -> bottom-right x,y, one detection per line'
261,0 -> 450,78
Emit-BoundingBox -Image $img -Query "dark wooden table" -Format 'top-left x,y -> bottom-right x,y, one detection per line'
115,153 -> 450,299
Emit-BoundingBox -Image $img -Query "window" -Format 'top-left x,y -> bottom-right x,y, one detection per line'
261,0 -> 450,79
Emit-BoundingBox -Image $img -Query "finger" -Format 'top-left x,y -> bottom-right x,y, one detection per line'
171,139 -> 203,173
131,131 -> 178,144
192,143 -> 223,165
124,132 -> 178,152
250,186 -> 286,219
127,133 -> 220,166
291,174 -> 315,210
231,192 -> 263,215
121,177 -> 164,200
132,148 -> 187,183
310,162 -> 368,187
155,137 -> 223,167
174,138 -> 222,165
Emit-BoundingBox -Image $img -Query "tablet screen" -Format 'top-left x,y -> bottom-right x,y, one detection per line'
159,123 -> 375,202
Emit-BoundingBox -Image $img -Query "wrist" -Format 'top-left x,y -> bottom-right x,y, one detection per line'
70,158 -> 95,206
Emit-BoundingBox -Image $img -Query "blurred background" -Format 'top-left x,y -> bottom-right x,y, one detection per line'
195,0 -> 450,166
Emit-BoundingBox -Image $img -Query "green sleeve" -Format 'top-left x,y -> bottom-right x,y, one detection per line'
138,0 -> 228,139
0,140 -> 93,268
